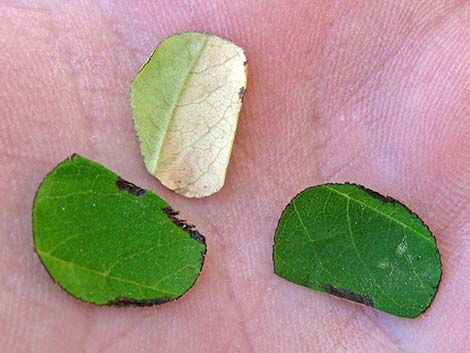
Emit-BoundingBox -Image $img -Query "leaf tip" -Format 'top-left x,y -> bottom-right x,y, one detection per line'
68,153 -> 83,163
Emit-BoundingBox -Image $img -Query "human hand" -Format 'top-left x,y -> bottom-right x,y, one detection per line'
1,1 -> 469,352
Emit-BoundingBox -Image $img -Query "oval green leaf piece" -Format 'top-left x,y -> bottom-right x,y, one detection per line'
33,154 -> 206,306
273,183 -> 442,318
130,32 -> 247,198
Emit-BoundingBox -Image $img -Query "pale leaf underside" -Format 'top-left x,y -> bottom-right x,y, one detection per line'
130,32 -> 247,198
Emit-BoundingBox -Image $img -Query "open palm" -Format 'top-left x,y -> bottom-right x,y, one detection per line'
1,1 -> 469,352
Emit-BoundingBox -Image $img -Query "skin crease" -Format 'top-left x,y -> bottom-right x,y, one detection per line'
0,0 -> 469,352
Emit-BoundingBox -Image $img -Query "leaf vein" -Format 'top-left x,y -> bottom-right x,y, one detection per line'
325,185 -> 433,244
345,198 -> 404,308
37,250 -> 179,297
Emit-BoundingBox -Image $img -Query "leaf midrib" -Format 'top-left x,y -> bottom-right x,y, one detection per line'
149,35 -> 210,174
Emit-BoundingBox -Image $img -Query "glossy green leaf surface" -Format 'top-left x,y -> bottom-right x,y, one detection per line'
273,183 -> 441,318
33,154 -> 206,306
130,32 -> 247,198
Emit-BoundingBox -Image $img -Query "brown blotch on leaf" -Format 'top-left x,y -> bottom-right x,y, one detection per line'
162,207 -> 206,245
116,177 -> 145,196
322,283 -> 374,307
354,184 -> 393,203
107,296 -> 173,307
238,87 -> 246,101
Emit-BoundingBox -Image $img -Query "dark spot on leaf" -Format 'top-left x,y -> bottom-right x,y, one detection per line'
106,296 -> 173,307
163,207 -> 206,245
322,283 -> 374,307
116,177 -> 145,196
238,87 -> 246,101
243,55 -> 248,66
355,184 -> 393,203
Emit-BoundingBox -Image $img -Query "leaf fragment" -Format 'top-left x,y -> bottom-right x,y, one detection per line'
273,183 -> 442,318
33,154 -> 206,306
130,32 -> 248,198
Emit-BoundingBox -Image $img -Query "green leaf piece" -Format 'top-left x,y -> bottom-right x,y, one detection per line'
130,32 -> 247,198
273,183 -> 442,318
33,154 -> 206,306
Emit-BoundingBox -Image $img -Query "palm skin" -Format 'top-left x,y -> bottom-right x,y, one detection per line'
1,1 -> 469,352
